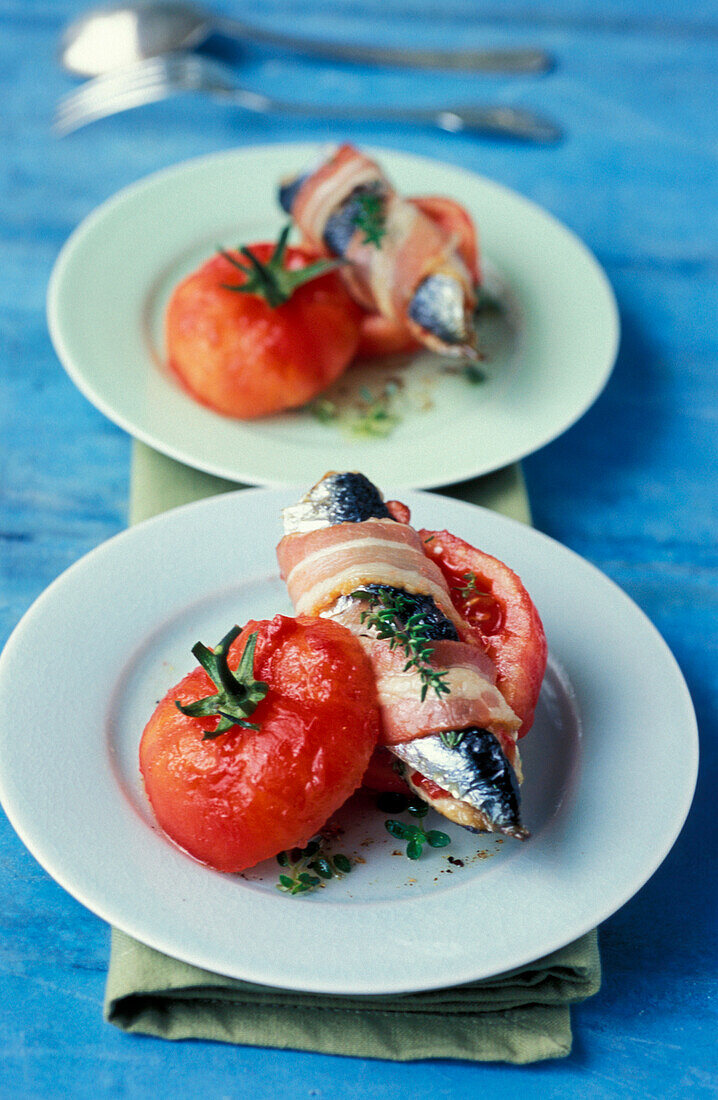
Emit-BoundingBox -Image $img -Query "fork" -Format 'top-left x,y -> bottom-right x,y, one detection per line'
54,52 -> 562,143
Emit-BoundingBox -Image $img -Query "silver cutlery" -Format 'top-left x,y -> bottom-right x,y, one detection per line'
60,0 -> 553,77
54,52 -> 562,141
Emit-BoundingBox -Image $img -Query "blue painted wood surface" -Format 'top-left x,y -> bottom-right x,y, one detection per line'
1,0 -> 716,1095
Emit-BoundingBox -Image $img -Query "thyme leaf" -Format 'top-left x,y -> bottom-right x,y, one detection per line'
352,586 -> 451,702
308,398 -> 339,424
462,362 -> 486,384
439,729 -> 467,749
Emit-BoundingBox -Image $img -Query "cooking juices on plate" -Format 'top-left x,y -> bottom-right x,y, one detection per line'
165,143 -> 484,422
140,473 -> 547,886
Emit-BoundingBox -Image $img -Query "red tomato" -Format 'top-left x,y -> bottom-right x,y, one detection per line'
139,615 -> 379,872
419,530 -> 547,737
355,312 -> 420,359
166,242 -> 362,418
409,196 -> 481,284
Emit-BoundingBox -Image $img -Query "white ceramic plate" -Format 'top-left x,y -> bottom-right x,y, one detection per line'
0,489 -> 696,994
47,144 -> 619,489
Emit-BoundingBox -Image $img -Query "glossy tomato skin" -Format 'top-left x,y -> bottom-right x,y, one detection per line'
419,530 -> 547,737
139,615 -> 379,872
166,245 -> 362,418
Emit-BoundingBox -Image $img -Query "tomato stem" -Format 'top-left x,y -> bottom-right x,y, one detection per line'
175,627 -> 269,738
219,224 -> 344,309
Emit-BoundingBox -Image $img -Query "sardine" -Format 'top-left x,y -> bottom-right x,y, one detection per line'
408,273 -> 476,351
281,472 -> 527,839
281,471 -> 391,534
391,728 -> 528,840
278,173 -> 310,216
277,146 -> 479,359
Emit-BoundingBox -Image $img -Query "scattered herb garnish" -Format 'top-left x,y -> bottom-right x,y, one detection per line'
378,794 -> 451,859
352,190 -> 387,248
309,398 -> 339,424
385,816 -> 451,860
276,836 -> 352,895
219,224 -> 343,308
307,382 -> 403,438
349,384 -> 400,438
353,586 -> 450,702
175,626 -> 269,739
441,360 -> 486,385
462,363 -> 487,385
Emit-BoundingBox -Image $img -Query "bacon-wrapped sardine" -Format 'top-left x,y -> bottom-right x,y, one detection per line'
276,472 -> 536,839
278,145 -> 480,359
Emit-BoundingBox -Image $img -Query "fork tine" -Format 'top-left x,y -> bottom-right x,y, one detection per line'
54,85 -> 170,135
53,55 -> 190,135
54,68 -> 168,133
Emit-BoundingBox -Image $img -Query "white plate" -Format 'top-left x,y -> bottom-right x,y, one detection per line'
0,489 -> 697,994
47,144 -> 619,489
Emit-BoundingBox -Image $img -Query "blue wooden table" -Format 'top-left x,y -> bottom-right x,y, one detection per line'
1,1 -> 716,1095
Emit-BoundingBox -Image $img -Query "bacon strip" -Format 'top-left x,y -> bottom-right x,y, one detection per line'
292,144 -> 379,254
321,600 -> 520,746
368,639 -> 520,744
278,520 -> 522,747
277,520 -> 465,631
288,143 -> 477,347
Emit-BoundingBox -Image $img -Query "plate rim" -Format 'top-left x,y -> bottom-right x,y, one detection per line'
46,142 -> 621,490
0,487 -> 698,994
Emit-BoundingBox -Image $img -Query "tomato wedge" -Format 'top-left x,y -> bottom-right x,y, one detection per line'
355,311 -> 420,359
419,530 -> 547,736
409,196 -> 481,284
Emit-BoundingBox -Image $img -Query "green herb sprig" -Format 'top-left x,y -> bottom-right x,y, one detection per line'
350,384 -> 400,438
352,587 -> 450,702
276,837 -> 352,895
175,626 -> 269,739
352,190 -> 387,248
439,730 -> 467,749
377,793 -> 452,860
384,800 -> 451,860
309,398 -> 339,424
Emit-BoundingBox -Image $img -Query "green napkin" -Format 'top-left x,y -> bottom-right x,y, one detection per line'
105,441 -> 601,1063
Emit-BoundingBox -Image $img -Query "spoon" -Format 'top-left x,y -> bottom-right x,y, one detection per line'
60,1 -> 553,77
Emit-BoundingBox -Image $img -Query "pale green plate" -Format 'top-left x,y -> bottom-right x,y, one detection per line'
0,489 -> 697,993
47,144 -> 619,489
